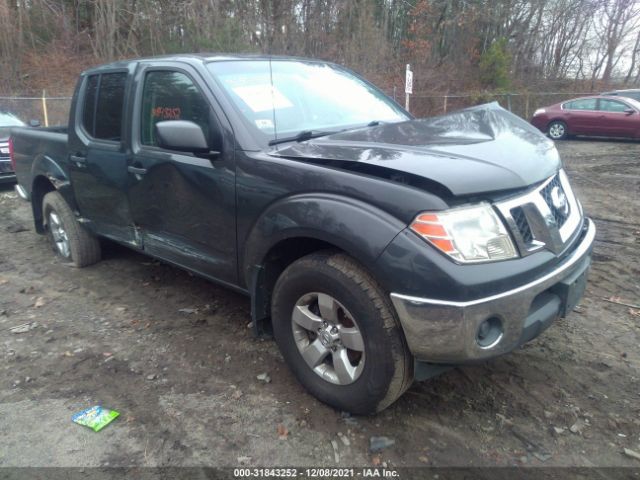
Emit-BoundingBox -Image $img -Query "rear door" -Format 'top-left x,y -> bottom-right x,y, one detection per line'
562,98 -> 599,134
597,98 -> 638,137
68,70 -> 137,243
127,62 -> 238,285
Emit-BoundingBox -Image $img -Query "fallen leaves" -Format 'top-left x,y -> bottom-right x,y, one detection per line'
10,322 -> 38,334
33,297 -> 46,308
603,296 -> 640,309
276,424 -> 288,440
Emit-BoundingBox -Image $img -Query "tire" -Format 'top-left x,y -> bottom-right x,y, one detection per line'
42,191 -> 101,267
271,251 -> 413,414
547,120 -> 568,140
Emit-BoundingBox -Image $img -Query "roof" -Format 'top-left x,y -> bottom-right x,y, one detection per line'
81,53 -> 335,75
601,88 -> 640,93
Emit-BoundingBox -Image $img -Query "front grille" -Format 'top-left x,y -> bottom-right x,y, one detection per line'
540,175 -> 569,227
510,206 -> 533,244
495,169 -> 581,256
0,161 -> 13,174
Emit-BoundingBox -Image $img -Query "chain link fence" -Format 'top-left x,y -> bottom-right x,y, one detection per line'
0,95 -> 72,126
1,91 -> 596,127
387,90 -> 596,119
412,92 -> 595,119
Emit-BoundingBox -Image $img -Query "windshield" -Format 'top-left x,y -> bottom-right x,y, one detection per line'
206,60 -> 408,145
0,112 -> 24,127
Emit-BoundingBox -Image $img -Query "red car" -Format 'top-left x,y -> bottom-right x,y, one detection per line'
530,95 -> 640,140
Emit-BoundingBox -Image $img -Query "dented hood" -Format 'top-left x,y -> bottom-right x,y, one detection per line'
269,102 -> 560,196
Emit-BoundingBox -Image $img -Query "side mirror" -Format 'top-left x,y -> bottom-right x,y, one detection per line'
155,120 -> 214,154
624,108 -> 635,115
28,119 -> 41,127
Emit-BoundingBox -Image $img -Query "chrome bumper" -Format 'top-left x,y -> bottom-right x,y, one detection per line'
390,218 -> 596,363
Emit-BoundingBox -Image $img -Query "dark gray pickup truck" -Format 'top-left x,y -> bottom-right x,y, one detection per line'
10,54 -> 595,414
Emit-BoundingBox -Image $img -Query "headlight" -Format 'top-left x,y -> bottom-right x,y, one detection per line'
410,203 -> 518,263
533,108 -> 546,116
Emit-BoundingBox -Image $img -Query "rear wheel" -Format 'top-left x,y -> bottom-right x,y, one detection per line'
42,191 -> 101,267
547,120 -> 568,140
271,251 -> 413,414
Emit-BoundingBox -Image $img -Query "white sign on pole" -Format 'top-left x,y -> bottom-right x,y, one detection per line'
405,64 -> 413,94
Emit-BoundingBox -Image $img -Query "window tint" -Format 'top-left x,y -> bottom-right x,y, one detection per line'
141,71 -> 210,147
81,73 -> 126,141
599,99 -> 630,112
95,73 -> 127,141
564,99 -> 597,110
82,75 -> 99,135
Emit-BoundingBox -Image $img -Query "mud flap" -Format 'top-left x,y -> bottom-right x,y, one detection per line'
250,265 -> 273,337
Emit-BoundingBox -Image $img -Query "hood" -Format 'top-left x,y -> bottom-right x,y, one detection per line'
270,102 -> 560,196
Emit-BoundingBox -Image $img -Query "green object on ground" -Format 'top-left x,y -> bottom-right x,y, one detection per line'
72,406 -> 119,432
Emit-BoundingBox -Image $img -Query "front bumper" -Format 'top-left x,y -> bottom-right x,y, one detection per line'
390,218 -> 595,363
0,173 -> 16,184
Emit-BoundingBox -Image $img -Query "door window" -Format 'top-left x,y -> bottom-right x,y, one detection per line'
140,71 -> 210,147
563,99 -> 597,110
598,99 -> 630,113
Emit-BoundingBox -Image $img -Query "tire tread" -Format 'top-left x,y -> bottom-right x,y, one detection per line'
43,191 -> 101,267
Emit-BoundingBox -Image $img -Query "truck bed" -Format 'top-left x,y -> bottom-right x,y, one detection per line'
11,126 -> 69,197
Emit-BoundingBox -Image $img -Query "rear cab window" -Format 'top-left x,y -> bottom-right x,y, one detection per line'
81,72 -> 127,142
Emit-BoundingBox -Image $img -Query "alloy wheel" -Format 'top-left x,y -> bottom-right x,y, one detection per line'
291,292 -> 365,385
48,211 -> 71,258
549,122 -> 565,139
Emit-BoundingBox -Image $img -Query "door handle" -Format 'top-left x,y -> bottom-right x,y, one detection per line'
127,166 -> 148,175
70,155 -> 86,165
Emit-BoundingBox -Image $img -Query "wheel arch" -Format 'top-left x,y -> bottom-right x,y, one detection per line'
547,118 -> 570,135
30,154 -> 75,234
243,193 -> 406,336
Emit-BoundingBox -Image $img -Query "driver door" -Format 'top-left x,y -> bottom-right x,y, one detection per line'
127,63 -> 238,285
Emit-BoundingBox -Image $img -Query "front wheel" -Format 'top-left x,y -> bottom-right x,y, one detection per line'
271,251 -> 413,414
547,120 -> 568,140
42,191 -> 101,267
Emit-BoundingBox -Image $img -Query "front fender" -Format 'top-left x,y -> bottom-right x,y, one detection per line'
242,193 -> 407,288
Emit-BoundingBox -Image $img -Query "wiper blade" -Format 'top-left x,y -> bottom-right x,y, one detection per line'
268,130 -> 336,146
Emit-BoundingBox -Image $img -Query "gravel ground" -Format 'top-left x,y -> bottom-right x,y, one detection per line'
0,138 -> 639,470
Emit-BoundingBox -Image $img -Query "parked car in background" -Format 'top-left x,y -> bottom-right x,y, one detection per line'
0,112 -> 26,184
601,89 -> 640,101
531,95 -> 640,140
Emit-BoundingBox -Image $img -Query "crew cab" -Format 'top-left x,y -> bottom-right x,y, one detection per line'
10,55 -> 595,414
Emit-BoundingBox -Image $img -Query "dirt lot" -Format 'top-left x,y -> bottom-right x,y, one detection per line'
0,139 -> 639,470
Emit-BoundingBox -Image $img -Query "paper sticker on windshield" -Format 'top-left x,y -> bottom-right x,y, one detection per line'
255,119 -> 274,130
232,85 -> 293,113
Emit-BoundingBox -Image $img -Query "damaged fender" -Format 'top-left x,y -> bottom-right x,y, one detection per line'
243,193 -> 407,331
